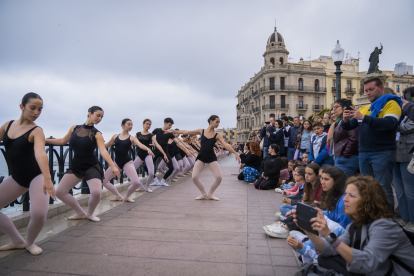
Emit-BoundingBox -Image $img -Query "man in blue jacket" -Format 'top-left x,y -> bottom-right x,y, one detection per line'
260,117 -> 276,158
284,117 -> 301,160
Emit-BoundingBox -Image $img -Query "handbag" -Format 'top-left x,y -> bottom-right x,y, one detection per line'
407,156 -> 414,174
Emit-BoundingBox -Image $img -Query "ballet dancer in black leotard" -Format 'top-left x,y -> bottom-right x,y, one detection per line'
0,93 -> 56,255
150,118 -> 191,187
103,119 -> 155,201
46,106 -> 120,222
133,119 -> 168,192
168,115 -> 240,200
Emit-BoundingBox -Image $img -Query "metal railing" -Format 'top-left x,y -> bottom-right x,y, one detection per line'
313,105 -> 325,110
345,88 -> 356,93
275,104 -> 289,109
258,85 -> 327,93
296,104 -> 308,109
237,115 -> 241,120
332,87 -> 337,92
0,140 -> 162,211
253,107 -> 259,113
243,98 -> 248,104
252,90 -> 259,97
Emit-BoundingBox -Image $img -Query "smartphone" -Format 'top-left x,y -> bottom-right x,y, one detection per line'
404,90 -> 413,102
296,203 -> 319,235
344,100 -> 353,110
265,121 -> 270,125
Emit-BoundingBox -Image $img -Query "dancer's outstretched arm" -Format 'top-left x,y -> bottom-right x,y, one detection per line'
169,129 -> 203,136
172,137 -> 191,156
96,132 -> 121,178
46,125 -> 76,145
130,136 -> 155,158
216,134 -> 240,163
104,134 -> 117,148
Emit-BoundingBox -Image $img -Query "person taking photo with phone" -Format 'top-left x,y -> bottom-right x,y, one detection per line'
342,77 -> 402,210
260,117 -> 276,158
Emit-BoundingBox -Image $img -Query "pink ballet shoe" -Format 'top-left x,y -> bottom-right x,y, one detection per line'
67,214 -> 87,220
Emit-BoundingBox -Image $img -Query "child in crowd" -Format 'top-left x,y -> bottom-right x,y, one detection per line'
301,152 -> 309,165
278,157 -> 289,187
309,122 -> 334,166
313,116 -> 322,123
276,164 -> 303,192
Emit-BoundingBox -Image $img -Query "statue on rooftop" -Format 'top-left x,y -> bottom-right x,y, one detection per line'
368,43 -> 383,74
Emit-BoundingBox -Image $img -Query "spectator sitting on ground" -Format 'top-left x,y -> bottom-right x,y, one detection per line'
238,141 -> 262,182
284,160 -> 295,185
275,165 -> 306,196
276,163 -> 303,192
254,144 -> 282,190
301,152 -> 309,165
309,122 -> 334,166
277,157 -> 289,187
295,175 -> 414,275
342,77 -> 402,210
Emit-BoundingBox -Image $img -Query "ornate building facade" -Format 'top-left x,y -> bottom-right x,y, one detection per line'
236,28 -> 327,142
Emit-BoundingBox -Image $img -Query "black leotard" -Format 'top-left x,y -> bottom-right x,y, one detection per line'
196,129 -> 218,164
136,132 -> 153,161
66,124 -> 103,181
152,128 -> 175,179
114,135 -> 132,169
172,142 -> 182,161
3,121 -> 42,188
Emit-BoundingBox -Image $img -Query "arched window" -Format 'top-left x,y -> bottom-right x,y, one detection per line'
279,57 -> 284,65
270,58 -> 275,65
298,78 -> 303,90
315,79 -> 319,91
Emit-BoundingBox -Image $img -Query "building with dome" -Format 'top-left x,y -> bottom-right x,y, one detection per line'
236,28 -> 327,142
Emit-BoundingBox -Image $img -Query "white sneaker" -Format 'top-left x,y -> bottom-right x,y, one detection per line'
263,223 -> 289,238
160,180 -> 169,187
275,212 -> 286,221
150,178 -> 161,186
275,188 -> 282,194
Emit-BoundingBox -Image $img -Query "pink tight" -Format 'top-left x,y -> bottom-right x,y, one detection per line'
103,161 -> 143,199
182,157 -> 191,174
133,155 -> 155,189
191,160 -> 222,196
0,174 -> 49,247
56,174 -> 101,217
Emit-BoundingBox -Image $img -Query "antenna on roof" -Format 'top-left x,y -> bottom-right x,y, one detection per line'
307,51 -> 311,60
358,51 -> 361,60
275,19 -> 277,30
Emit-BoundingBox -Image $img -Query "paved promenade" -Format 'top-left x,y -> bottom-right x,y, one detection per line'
0,156 -> 300,276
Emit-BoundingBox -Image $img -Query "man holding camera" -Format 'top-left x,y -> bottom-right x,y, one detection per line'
260,117 -> 276,158
342,78 -> 402,210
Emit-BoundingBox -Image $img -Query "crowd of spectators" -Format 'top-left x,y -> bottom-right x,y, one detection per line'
235,78 -> 414,275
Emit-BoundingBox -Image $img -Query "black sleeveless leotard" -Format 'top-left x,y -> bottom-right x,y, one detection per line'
136,132 -> 154,161
66,124 -> 103,181
167,142 -> 175,159
196,129 -> 218,164
3,121 -> 42,188
114,135 -> 132,169
172,142 -> 182,161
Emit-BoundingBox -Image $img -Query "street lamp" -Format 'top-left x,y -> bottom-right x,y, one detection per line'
331,40 -> 345,100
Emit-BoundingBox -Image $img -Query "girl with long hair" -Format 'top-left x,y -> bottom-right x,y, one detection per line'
239,141 -> 262,182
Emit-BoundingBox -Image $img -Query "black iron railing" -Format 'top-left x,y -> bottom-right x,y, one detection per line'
259,85 -> 327,93
0,139 -> 161,211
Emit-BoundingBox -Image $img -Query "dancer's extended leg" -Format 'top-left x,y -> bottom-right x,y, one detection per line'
0,177 -> 28,251
207,161 -> 222,201
86,178 -> 102,221
102,164 -> 123,200
144,155 -> 155,190
56,174 -> 87,218
26,174 -> 49,255
157,160 -> 167,174
170,157 -> 180,180
182,157 -> 191,174
191,160 -> 208,200
123,161 -> 142,201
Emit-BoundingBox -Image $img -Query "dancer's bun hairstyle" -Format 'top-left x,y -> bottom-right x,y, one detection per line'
22,92 -> 42,107
208,115 -> 219,124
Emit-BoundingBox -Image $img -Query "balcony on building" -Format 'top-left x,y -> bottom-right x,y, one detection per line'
253,107 -> 260,113
258,85 -> 326,93
331,87 -> 337,93
237,115 -> 240,120
252,90 -> 259,97
345,87 -> 356,94
296,103 -> 308,110
275,104 -> 289,109
313,105 -> 324,111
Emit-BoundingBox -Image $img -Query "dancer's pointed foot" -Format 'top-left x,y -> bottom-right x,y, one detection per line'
26,244 -> 42,255
110,197 -> 124,201
87,215 -> 100,222
135,188 -> 146,192
195,194 -> 208,200
124,198 -> 134,203
0,242 -> 26,251
146,188 -> 153,193
172,179 -> 178,182
67,214 -> 87,220
208,194 -> 220,201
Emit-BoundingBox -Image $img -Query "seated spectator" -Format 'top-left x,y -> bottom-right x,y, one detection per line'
254,144 -> 282,190
309,122 -> 334,166
301,152 -> 309,165
276,165 -> 306,197
284,160 -> 295,184
238,142 -> 262,182
296,175 -> 414,275
278,157 -> 289,187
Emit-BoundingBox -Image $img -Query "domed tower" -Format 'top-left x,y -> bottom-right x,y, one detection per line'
263,28 -> 289,66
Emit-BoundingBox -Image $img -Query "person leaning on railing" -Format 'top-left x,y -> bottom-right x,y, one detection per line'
293,175 -> 414,276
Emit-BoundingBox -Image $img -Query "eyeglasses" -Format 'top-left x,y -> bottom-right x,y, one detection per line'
332,105 -> 342,110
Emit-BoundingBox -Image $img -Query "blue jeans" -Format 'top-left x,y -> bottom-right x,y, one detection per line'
280,204 -> 295,216
335,155 -> 359,178
358,150 -> 395,210
287,147 -> 296,161
393,162 -> 414,222
263,147 -> 269,158
282,184 -> 294,190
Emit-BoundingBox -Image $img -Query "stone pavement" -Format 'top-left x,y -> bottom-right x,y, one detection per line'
0,156 -> 300,276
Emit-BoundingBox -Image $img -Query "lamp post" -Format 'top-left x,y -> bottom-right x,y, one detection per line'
331,40 -> 345,100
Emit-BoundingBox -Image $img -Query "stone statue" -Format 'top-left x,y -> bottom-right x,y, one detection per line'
368,43 -> 383,74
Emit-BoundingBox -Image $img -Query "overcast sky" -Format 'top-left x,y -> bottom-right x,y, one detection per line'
1,0 -> 413,140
